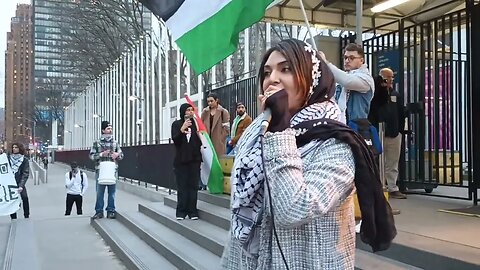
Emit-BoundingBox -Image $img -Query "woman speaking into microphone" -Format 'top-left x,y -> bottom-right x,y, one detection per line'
222,39 -> 395,270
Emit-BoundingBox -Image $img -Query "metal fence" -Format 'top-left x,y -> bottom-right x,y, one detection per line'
208,76 -> 259,120
343,6 -> 479,203
55,142 -> 177,190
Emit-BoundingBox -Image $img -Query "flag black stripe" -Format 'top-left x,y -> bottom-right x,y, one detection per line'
139,0 -> 185,21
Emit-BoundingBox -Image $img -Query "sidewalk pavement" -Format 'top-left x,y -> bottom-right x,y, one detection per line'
389,192 -> 480,249
0,161 -> 161,270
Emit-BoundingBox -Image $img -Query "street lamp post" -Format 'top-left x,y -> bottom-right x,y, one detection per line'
74,124 -> 84,148
64,130 -> 73,150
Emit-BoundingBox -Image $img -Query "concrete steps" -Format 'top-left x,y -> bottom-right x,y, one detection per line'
91,215 -> 177,270
92,191 -> 479,270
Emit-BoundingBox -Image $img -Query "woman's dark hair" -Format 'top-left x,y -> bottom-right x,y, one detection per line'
11,142 -> 25,155
207,92 -> 219,100
258,39 -> 335,107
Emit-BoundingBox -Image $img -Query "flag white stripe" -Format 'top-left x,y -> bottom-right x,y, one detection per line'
165,0 -> 232,41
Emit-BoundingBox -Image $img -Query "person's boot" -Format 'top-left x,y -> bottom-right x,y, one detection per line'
107,212 -> 116,219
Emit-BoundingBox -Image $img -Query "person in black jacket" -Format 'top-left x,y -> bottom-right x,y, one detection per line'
369,68 -> 407,199
171,103 -> 202,220
9,142 -> 30,219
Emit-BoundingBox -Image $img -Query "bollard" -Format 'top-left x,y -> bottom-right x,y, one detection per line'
34,170 -> 38,185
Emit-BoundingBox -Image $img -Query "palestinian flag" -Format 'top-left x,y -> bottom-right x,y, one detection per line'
139,0 -> 274,74
185,95 -> 224,194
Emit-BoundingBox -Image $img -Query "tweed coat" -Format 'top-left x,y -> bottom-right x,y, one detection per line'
221,131 -> 356,269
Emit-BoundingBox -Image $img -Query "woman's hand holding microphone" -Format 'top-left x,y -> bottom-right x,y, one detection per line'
259,88 -> 290,132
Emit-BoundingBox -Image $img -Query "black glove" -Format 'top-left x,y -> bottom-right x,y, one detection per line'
265,90 -> 290,132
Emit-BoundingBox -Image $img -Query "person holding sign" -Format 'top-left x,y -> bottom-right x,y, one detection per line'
8,143 -> 30,219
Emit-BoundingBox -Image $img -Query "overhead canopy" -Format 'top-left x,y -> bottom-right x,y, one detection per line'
265,0 -> 466,32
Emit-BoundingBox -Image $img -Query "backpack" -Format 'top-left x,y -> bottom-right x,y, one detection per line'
348,118 -> 383,155
69,171 -> 85,192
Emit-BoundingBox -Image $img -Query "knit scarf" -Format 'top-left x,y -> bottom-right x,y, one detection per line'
231,101 -> 341,255
10,153 -> 24,174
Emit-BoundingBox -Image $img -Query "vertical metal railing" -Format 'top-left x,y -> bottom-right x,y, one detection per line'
343,8 -> 475,201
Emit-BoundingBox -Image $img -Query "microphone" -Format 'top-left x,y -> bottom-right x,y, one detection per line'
261,108 -> 272,135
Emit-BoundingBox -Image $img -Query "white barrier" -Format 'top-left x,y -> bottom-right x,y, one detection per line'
30,159 -> 47,185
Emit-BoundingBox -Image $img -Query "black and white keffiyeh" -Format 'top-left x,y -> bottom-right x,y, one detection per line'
9,153 -> 24,174
231,101 -> 341,254
231,41 -> 340,254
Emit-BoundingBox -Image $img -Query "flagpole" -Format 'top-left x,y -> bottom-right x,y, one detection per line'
298,0 -> 318,51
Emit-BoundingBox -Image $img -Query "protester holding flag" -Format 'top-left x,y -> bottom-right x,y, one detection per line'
9,142 -> 30,219
222,39 -> 395,269
185,95 -> 225,195
171,103 -> 201,220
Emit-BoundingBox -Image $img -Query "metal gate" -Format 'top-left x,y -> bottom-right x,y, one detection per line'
209,76 -> 259,119
343,6 -> 478,202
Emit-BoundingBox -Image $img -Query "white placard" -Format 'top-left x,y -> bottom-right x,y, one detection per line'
0,153 -> 21,216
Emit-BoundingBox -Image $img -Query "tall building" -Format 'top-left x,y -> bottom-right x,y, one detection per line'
32,0 -> 152,143
33,0 -> 88,142
5,4 -> 34,146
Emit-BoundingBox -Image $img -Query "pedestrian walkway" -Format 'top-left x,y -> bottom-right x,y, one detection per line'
0,160 -> 161,270
1,161 -> 480,270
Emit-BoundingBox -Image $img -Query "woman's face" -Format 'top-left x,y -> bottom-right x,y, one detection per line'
262,50 -> 304,114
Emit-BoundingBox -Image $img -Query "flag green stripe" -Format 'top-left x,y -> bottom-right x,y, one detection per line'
202,131 -> 224,194
176,0 -> 273,74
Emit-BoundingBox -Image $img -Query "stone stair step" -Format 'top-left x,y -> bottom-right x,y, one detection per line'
355,249 -> 422,270
138,203 -> 228,257
118,211 -> 221,270
197,191 -> 230,209
90,217 -> 177,270
163,196 -> 230,230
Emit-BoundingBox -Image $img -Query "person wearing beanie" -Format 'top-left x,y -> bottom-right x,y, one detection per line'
171,103 -> 202,220
89,120 -> 124,219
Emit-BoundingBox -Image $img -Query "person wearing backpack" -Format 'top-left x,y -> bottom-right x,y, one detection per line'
65,162 -> 88,215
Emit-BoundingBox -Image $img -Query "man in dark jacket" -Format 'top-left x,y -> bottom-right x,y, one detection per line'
369,68 -> 407,199
171,103 -> 202,220
9,142 -> 30,219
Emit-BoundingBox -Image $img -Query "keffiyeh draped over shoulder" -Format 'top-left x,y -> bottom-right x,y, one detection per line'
228,40 -> 396,259
230,42 -> 339,255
